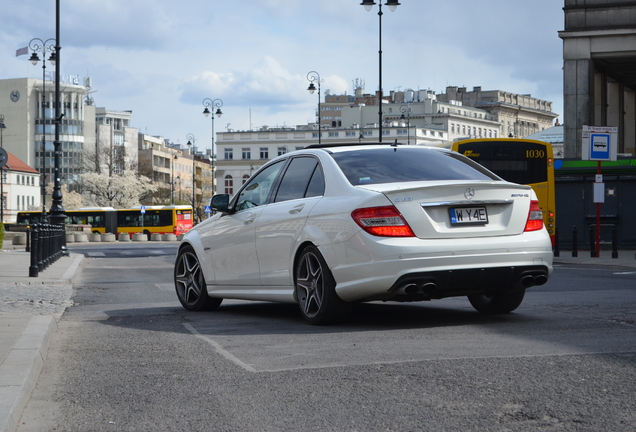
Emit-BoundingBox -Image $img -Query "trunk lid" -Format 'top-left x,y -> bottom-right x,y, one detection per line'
361,180 -> 533,239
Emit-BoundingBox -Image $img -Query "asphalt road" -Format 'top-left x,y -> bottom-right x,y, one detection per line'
16,245 -> 636,432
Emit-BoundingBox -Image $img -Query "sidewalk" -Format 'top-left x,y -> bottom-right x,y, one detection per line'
552,249 -> 636,268
0,242 -> 635,432
0,240 -> 84,432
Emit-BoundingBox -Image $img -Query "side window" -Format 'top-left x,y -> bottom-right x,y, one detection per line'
305,164 -> 325,198
274,157 -> 319,203
235,161 -> 284,211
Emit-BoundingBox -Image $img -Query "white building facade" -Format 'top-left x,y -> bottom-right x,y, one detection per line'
215,123 -> 450,197
1,150 -> 41,222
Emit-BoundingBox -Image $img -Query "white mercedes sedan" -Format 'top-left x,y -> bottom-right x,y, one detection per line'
174,143 -> 553,325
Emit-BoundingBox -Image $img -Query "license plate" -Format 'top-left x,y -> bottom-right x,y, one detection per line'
449,207 -> 488,225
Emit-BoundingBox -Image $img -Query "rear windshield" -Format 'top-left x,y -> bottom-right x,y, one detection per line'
330,147 -> 501,186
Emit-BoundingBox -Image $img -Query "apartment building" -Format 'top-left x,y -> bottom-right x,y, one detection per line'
436,86 -> 558,138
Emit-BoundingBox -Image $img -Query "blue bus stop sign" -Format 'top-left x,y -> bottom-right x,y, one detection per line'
204,205 -> 211,214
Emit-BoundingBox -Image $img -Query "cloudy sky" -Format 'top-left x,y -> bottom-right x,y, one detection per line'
1,0 -> 564,152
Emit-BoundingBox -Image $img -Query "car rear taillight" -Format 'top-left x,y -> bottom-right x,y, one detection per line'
351,206 -> 415,237
524,200 -> 544,232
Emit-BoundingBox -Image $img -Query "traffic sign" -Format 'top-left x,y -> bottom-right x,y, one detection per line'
582,125 -> 618,161
140,205 -> 146,214
204,205 -> 211,214
0,148 -> 7,167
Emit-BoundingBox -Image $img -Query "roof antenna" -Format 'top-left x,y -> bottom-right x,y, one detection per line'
391,139 -> 398,147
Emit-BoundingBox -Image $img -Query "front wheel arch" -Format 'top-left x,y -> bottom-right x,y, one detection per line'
174,244 -> 222,312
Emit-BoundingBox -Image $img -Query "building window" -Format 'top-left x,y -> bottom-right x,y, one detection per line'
382,130 -> 390,135
224,148 -> 233,160
328,132 -> 339,137
346,131 -> 356,137
397,129 -> 407,135
278,146 -> 287,156
242,174 -> 250,185
242,148 -> 251,160
260,147 -> 268,159
224,175 -> 233,195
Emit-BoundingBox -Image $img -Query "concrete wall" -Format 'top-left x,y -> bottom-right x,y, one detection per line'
560,1 -> 636,158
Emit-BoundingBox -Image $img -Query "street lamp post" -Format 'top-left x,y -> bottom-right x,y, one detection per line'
49,0 -> 65,226
28,37 -> 56,221
208,155 -> 215,203
170,154 -> 177,205
186,134 -> 196,224
0,114 -> 5,223
360,0 -> 400,142
306,71 -> 323,145
400,104 -> 410,145
202,98 -> 222,196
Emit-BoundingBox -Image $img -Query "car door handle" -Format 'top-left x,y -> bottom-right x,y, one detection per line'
244,217 -> 256,225
289,204 -> 305,214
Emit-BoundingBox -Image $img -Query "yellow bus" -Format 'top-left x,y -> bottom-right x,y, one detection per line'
451,138 -> 556,245
16,205 -> 193,239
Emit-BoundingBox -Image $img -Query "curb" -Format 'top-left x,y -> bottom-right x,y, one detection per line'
0,316 -> 57,432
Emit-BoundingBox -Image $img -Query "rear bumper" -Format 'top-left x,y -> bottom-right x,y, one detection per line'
386,264 -> 549,301
324,231 -> 553,302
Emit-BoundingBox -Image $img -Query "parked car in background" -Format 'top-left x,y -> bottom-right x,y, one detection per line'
174,143 -> 553,324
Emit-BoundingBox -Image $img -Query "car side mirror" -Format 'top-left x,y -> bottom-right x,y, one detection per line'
211,194 -> 231,213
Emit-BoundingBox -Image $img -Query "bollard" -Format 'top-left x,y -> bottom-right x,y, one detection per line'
553,229 -> 560,257
612,226 -> 618,259
37,224 -> 45,272
29,225 -> 39,277
43,225 -> 51,269
572,226 -> 578,258
589,226 -> 597,258
26,227 -> 31,252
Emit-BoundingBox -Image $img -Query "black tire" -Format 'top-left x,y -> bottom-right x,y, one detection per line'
174,245 -> 222,311
468,289 -> 526,314
295,245 -> 352,325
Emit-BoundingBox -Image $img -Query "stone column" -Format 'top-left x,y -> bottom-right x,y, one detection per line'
563,58 -> 594,159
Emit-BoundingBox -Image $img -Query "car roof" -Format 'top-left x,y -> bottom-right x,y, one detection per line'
302,142 -> 451,154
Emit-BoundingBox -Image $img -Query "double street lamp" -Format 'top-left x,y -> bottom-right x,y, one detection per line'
306,71 -> 323,144
186,133 -> 196,223
28,37 -> 56,221
202,98 -> 222,196
26,0 -> 65,226
360,0 -> 400,142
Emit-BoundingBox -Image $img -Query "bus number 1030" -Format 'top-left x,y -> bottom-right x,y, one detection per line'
526,149 -> 545,158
